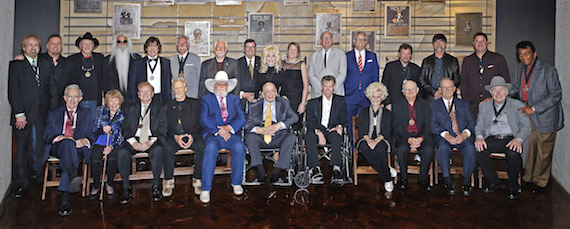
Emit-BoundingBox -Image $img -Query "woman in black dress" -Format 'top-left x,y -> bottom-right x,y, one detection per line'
255,44 -> 283,97
281,42 -> 309,129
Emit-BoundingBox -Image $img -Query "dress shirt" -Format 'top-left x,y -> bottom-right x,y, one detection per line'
246,56 -> 256,68
214,94 -> 235,134
439,97 -> 471,138
432,56 -> 444,88
488,101 -> 514,136
178,52 -> 188,62
146,56 -> 162,94
322,48 -> 331,66
354,49 -> 366,63
321,95 -> 333,127
127,102 -> 157,145
252,100 -> 286,133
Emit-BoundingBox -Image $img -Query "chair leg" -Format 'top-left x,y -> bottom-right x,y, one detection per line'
478,167 -> 483,189
353,148 -> 358,185
41,161 -> 50,200
82,162 -> 88,197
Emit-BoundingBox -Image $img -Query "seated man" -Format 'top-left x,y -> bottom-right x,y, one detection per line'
245,82 -> 298,185
199,71 -> 246,203
476,76 -> 530,200
117,81 -> 168,204
430,78 -> 476,196
305,76 -> 347,183
44,84 -> 94,216
164,77 -> 205,197
392,80 -> 433,192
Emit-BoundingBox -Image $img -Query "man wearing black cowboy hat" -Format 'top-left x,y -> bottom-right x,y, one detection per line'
64,32 -> 105,114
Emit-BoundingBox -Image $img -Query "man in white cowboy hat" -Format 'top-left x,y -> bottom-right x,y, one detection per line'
198,70 -> 246,204
475,76 -> 530,200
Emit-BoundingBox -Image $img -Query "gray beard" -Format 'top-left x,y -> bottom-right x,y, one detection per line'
214,89 -> 228,97
113,49 -> 131,91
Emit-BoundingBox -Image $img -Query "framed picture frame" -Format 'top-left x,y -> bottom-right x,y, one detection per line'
283,0 -> 310,5
384,3 -> 411,39
113,4 -> 141,39
215,0 -> 242,6
316,13 -> 342,45
351,31 -> 375,52
352,0 -> 376,13
248,13 -> 274,46
185,21 -> 211,56
456,12 -> 483,46
74,0 -> 102,13
146,0 -> 174,6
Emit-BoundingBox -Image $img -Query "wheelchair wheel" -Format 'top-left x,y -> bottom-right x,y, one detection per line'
294,171 -> 310,189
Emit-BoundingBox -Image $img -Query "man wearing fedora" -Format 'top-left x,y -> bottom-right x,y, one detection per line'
476,76 -> 530,199
65,32 -> 105,114
198,71 -> 246,204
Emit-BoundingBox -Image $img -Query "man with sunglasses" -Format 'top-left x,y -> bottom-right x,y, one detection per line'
104,34 -> 141,105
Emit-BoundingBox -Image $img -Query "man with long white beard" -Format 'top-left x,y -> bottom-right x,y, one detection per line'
104,34 -> 141,104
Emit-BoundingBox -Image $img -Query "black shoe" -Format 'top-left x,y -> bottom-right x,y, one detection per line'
14,187 -> 26,198
120,186 -> 132,204
270,174 -> 280,184
106,184 -> 115,200
89,187 -> 100,201
443,183 -> 455,195
333,169 -> 342,180
507,190 -> 520,200
461,185 -> 472,197
424,185 -> 432,193
69,176 -> 83,194
398,181 -> 408,190
152,185 -> 162,201
483,183 -> 500,193
59,192 -> 72,216
253,175 -> 267,184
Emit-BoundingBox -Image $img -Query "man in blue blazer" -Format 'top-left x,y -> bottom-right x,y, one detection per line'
128,37 -> 171,104
44,84 -> 95,216
199,71 -> 246,204
430,78 -> 476,196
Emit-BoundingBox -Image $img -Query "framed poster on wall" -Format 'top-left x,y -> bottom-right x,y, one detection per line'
185,21 -> 211,56
352,0 -> 377,13
456,13 -> 482,46
316,13 -> 342,45
113,4 -> 141,39
384,3 -> 411,39
248,13 -> 274,46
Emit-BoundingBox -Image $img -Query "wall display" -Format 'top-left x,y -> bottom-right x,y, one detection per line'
316,13 -> 342,45
351,31 -> 375,52
113,4 -> 141,39
248,13 -> 274,46
420,0 -> 446,3
74,0 -> 101,13
283,0 -> 310,5
352,0 -> 376,12
384,3 -> 411,39
147,0 -> 174,5
456,13 -> 482,46
185,21 -> 211,56
216,0 -> 242,6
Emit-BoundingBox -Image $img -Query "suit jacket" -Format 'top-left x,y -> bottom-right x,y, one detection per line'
65,52 -> 105,103
308,47 -> 348,97
509,58 -> 564,133
391,98 -> 431,141
381,60 -> 421,105
306,94 -> 348,133
122,101 -> 168,146
199,93 -> 246,139
244,97 -> 298,134
166,97 -> 202,138
198,57 -> 240,97
8,57 -> 57,126
128,56 -> 172,104
418,53 -> 460,98
39,52 -> 68,107
237,55 -> 261,93
461,51 -> 510,116
43,106 -> 95,162
475,97 -> 530,142
344,50 -> 379,102
104,53 -> 141,99
430,97 -> 475,138
357,106 -> 393,145
169,52 -> 201,98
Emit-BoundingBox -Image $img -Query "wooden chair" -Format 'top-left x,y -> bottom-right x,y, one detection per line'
477,152 -> 522,189
42,156 -> 89,200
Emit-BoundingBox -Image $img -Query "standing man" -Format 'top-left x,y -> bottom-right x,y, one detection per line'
510,41 -> 564,194
169,36 -> 201,98
198,40 -> 240,97
237,39 -> 261,108
381,43 -> 421,110
104,34 -> 141,103
308,31 -> 347,97
418,34 -> 460,100
461,32 -> 510,117
40,34 -> 68,107
129,37 -> 172,104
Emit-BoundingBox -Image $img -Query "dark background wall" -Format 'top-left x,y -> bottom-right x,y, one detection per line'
13,0 -> 60,56
496,0 -> 555,79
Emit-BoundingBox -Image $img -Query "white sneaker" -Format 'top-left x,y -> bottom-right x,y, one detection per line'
232,184 -> 244,196
192,178 -> 202,195
389,166 -> 397,178
200,191 -> 210,204
162,179 -> 175,197
384,181 -> 394,192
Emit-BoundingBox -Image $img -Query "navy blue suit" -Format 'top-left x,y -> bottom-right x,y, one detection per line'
128,56 -> 172,104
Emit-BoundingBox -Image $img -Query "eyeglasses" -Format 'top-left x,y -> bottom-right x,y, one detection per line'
117,40 -> 128,44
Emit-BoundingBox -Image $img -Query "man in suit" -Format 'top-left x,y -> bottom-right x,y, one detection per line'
128,37 -> 172,104
40,34 -> 68,107
418,34 -> 460,100
305,76 -> 347,184
117,82 -> 168,204
169,36 -> 201,99
198,40 -> 240,97
164,78 -> 205,197
510,41 -> 564,194
237,39 -> 261,109
431,78 -> 476,196
308,31 -> 347,97
104,34 -> 141,104
381,43 -> 421,110
461,32 -> 510,117
65,32 -> 105,113
43,84 -> 94,216
199,71 -> 246,203
245,82 -> 298,185
476,76 -> 530,200
9,34 -> 57,198
392,80 -> 433,191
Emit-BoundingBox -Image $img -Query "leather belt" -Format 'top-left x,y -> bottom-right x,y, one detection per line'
491,134 -> 513,140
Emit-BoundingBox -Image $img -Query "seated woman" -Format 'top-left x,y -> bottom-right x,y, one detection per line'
356,82 -> 395,192
255,44 -> 283,97
89,89 -> 125,200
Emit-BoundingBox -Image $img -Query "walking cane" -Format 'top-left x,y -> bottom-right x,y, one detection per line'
100,132 -> 110,201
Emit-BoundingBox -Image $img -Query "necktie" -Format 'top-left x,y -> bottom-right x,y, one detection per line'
248,59 -> 254,79
221,97 -> 228,123
32,60 -> 40,85
324,51 -> 327,68
178,56 -> 185,75
140,105 -> 150,143
64,110 -> 74,138
264,103 -> 272,144
448,101 -> 460,136
357,53 -> 363,73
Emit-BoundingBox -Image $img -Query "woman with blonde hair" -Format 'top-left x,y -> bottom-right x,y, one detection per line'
255,44 -> 283,95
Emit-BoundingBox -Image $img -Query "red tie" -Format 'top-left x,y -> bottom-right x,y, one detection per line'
358,53 -> 363,73
64,110 -> 74,138
221,97 -> 228,123
448,101 -> 460,136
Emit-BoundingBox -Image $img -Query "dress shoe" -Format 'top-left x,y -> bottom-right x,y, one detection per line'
200,191 -> 210,204
152,185 -> 162,201
384,181 -> 394,192
461,185 -> 472,197
271,177 -> 289,186
443,183 -> 455,195
192,178 -> 202,195
162,179 -> 175,197
531,184 -> 545,194
120,186 -> 132,204
398,181 -> 408,190
105,184 -> 115,200
333,169 -> 343,180
68,176 -> 83,194
232,184 -> 244,196
14,187 -> 26,199
89,187 -> 100,200
507,190 -> 520,200
254,174 -> 267,185
59,192 -> 72,216
483,183 -> 499,193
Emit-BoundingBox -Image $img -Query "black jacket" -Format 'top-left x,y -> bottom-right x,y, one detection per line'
381,60 -> 421,105
104,53 -> 141,99
166,97 -> 202,138
418,53 -> 460,99
306,94 -> 348,133
391,98 -> 431,143
122,101 -> 168,146
237,55 -> 261,93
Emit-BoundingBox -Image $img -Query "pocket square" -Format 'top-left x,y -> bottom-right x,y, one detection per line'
488,65 -> 494,68
367,59 -> 373,63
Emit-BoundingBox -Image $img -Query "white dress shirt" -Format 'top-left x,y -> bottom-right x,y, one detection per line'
321,95 -> 333,127
146,56 -> 162,94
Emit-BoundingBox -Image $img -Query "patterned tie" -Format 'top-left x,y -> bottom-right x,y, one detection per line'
358,53 -> 363,73
139,104 -> 150,143
178,56 -> 184,75
32,60 -> 40,86
448,101 -> 460,136
323,51 -> 327,68
64,110 -> 74,138
264,103 -> 272,144
248,59 -> 254,79
221,97 -> 228,123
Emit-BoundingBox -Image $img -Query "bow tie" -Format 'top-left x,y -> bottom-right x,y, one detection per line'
148,58 -> 157,62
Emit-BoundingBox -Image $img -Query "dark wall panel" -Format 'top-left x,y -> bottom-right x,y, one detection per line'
13,0 -> 60,56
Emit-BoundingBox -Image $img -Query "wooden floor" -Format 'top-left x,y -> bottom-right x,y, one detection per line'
0,169 -> 569,228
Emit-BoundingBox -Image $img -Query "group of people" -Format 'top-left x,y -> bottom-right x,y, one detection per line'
9,30 -> 563,217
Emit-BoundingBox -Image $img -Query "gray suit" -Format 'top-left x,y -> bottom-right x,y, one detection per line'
169,52 -> 201,98
308,47 -> 347,97
475,97 -> 531,142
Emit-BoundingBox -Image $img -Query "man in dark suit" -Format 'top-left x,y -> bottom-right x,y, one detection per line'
245,82 -> 298,185
104,34 -> 141,104
199,71 -> 246,203
43,84 -> 94,216
381,43 -> 421,110
168,36 -> 201,99
510,41 -> 564,194
128,37 -> 171,104
40,34 -> 68,108
418,34 -> 460,100
237,39 -> 261,109
164,78 -> 205,197
431,78 -> 476,196
117,82 -> 168,204
392,80 -> 433,191
9,34 -> 57,198
198,40 -> 240,97
305,76 -> 348,184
